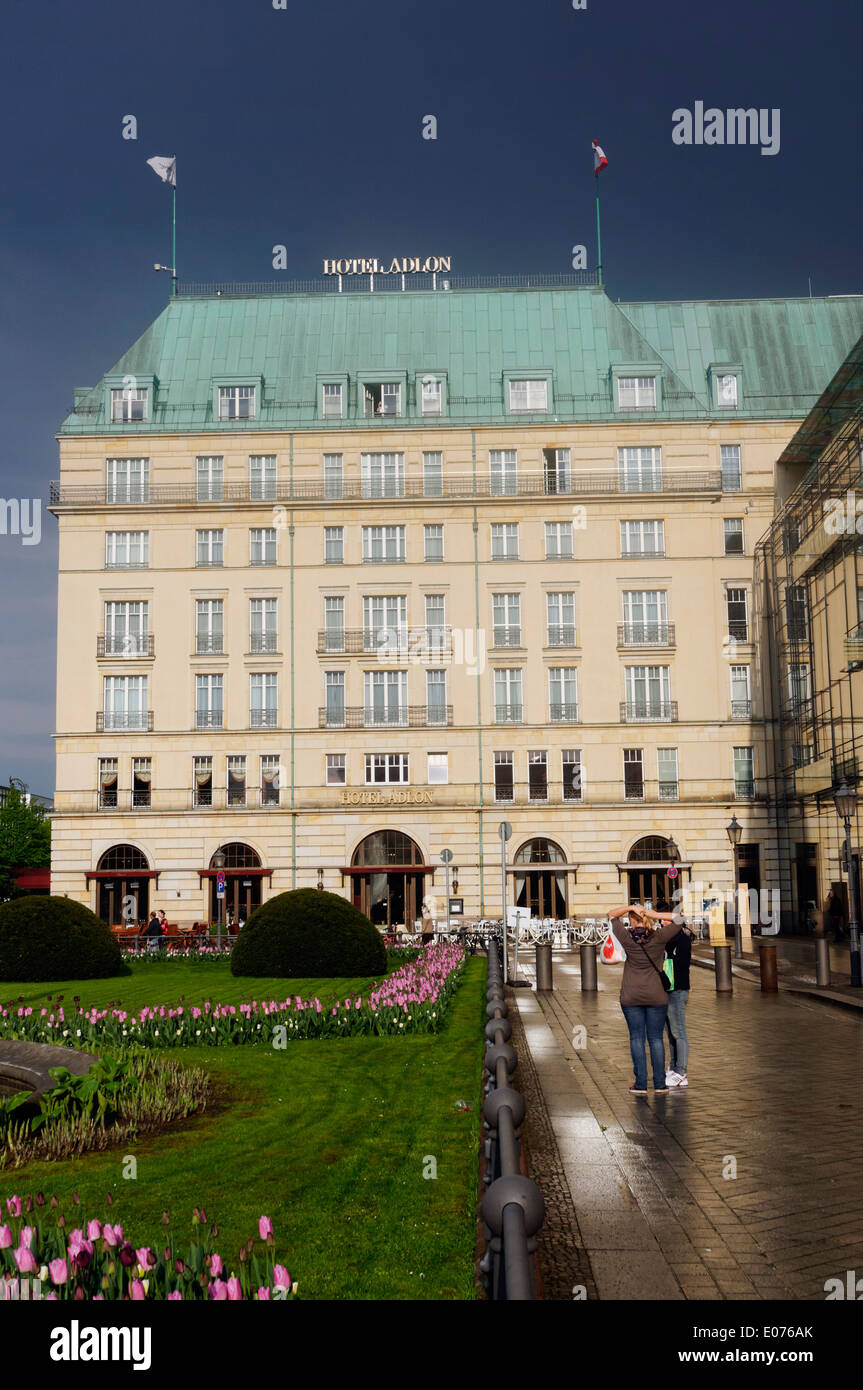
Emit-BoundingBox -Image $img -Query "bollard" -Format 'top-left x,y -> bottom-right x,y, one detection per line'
535,941 -> 553,991
757,939 -> 778,993
815,936 -> 831,987
579,942 -> 597,992
714,943 -> 733,993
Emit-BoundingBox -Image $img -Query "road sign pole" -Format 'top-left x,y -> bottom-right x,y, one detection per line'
498,822 -> 511,984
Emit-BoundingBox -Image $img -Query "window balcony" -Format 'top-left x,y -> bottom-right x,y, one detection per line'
195,711 -> 224,730
624,785 -> 645,801
492,629 -> 523,649
734,780 -> 755,800
97,711 -> 153,731
549,703 -> 580,723
616,622 -> 675,648
494,704 -> 524,724
97,634 -> 154,658
731,699 -> 752,719
250,709 -> 278,729
131,789 -> 152,809
727,619 -> 749,642
845,623 -> 863,667
190,787 -> 282,810
195,634 -> 224,655
318,705 -> 453,729
658,782 -> 679,801
619,701 -> 678,723
494,785 -> 515,803
316,627 -> 452,656
546,625 -> 576,647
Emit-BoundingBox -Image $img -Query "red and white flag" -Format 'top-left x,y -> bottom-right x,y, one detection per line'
592,140 -> 608,176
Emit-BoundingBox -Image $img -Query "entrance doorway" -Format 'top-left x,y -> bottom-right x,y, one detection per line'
208,843 -> 263,925
96,845 -> 150,924
350,831 -> 427,928
794,842 -> 818,932
626,835 -> 676,911
513,838 -> 567,917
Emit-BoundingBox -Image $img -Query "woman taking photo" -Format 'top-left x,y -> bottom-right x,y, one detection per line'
606,903 -> 681,1095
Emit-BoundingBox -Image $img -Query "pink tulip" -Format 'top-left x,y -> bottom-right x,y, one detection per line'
168,1290 -> 182,1300
6,1196 -> 21,1218
13,1246 -> 37,1274
87,1220 -> 102,1240
45,1291 -> 59,1300
209,1279 -> 228,1300
227,1277 -> 242,1300
48,1258 -> 69,1285
208,1253 -> 223,1277
272,1265 -> 292,1290
136,1247 -> 154,1270
258,1216 -> 273,1240
257,1287 -> 271,1300
0,1226 -> 12,1249
130,1280 -> 146,1300
19,1226 -> 35,1249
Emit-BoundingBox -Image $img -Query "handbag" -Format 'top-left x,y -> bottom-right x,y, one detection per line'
636,938 -> 672,992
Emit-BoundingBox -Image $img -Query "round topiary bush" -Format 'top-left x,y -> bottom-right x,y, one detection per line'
0,896 -> 128,982
230,889 -> 387,979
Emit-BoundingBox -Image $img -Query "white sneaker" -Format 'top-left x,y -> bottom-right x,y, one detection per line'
665,1070 -> 679,1086
674,1074 -> 688,1088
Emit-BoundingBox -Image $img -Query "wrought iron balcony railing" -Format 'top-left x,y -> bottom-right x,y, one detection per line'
250,710 -> 279,729
546,625 -> 577,647
727,619 -> 750,641
617,622 -> 675,648
549,703 -> 580,723
735,780 -> 756,799
491,629 -> 523,648
97,711 -> 154,731
494,705 -> 524,724
318,705 -> 453,729
195,634 -> 224,654
317,626 -> 453,656
731,699 -> 752,719
619,701 -> 678,723
249,632 -> 279,653
196,711 -> 224,729
97,634 -> 154,658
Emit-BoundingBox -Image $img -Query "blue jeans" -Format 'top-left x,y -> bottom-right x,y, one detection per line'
621,1004 -> 669,1090
666,989 -> 690,1073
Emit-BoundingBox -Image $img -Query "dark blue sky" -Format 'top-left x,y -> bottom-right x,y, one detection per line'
1,0 -> 861,794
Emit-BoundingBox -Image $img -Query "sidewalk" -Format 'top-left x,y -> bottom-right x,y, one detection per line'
510,949 -> 863,1301
691,936 -> 863,1011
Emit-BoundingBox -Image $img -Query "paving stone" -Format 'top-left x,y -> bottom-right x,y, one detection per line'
589,1251 -> 685,1301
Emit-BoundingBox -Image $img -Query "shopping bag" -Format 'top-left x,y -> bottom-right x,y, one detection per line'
600,930 -> 626,964
662,957 -> 675,990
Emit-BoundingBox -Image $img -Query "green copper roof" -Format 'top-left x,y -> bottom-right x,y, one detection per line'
60,285 -> 863,435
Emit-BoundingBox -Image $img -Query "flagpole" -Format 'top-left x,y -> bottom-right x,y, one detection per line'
171,179 -> 177,297
595,180 -> 603,285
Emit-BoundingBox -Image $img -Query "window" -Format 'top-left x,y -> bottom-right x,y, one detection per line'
363,595 -> 407,652
104,601 -> 149,656
326,753 -> 346,786
624,748 -> 644,800
528,751 -> 548,801
250,455 -> 276,501
620,520 -> 664,556
194,756 -> 213,807
325,526 -> 344,564
624,666 -> 672,720
250,672 -> 278,728
196,529 -> 224,567
196,674 -> 223,729
494,669 -> 523,723
508,379 -> 548,412
724,518 -> 744,554
196,599 -> 224,654
424,594 -> 446,649
132,757 -> 151,808
323,454 -> 344,500
364,670 -> 408,725
657,748 -> 678,801
363,382 -> 401,418
427,752 -> 448,784
617,377 -> 656,410
106,531 -> 149,569
726,587 -> 749,641
621,590 -> 668,644
424,524 -> 444,562
111,387 -> 147,423
788,662 -> 811,711
363,525 -> 405,563
547,592 -> 575,646
365,753 -> 409,784
219,386 -> 255,420
492,593 -> 521,647
324,596 -> 346,652
618,447 -> 662,492
549,667 -> 578,722
321,383 -> 343,419
197,456 -> 224,502
562,749 -> 582,802
543,448 -> 571,494
361,453 -> 404,498
545,521 -> 573,559
716,374 -> 739,408
261,755 -> 280,805
733,746 -> 754,798
491,523 -> 519,560
490,450 -> 518,496
250,528 -> 277,566
721,445 -> 742,491
227,755 -> 246,806
103,675 -> 148,731
98,758 -> 118,809
426,669 -> 447,724
421,378 -> 442,416
494,751 -> 514,802
423,451 -> 443,497
250,598 -> 278,653
786,585 -> 808,639
730,665 -> 751,718
325,671 -> 345,726
106,458 -> 149,503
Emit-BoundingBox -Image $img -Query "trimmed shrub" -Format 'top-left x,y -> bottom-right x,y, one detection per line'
0,896 -> 128,982
231,889 -> 387,978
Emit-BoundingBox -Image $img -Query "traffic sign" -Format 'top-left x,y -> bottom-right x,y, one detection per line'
498,822 -> 512,842
216,870 -> 227,898
440,848 -> 453,864
667,866 -> 679,880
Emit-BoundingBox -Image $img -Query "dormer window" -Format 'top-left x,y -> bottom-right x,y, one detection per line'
219,385 -> 256,420
111,387 -> 148,423
709,364 -> 743,410
509,379 -> 548,412
421,377 -> 442,416
364,382 -> 401,417
716,374 -> 739,408
322,383 -> 343,419
617,376 -> 657,410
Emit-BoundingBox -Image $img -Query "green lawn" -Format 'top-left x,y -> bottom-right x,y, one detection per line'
0,956 -> 487,1300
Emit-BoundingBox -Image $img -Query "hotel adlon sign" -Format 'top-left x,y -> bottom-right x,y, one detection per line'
323,255 -> 452,275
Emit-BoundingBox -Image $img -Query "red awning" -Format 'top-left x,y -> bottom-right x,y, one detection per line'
339,865 -> 435,876
14,867 -> 50,891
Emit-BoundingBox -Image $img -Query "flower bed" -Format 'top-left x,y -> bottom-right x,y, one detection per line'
0,1197 -> 296,1300
0,945 -> 465,1050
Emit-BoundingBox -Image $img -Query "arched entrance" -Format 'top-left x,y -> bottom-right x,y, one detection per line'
209,843 -> 263,924
514,838 -> 567,918
626,835 -> 676,910
96,845 -> 150,924
350,831 -> 426,929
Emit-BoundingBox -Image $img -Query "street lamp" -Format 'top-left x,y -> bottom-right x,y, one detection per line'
213,848 -> 226,951
726,815 -> 743,959
440,849 -> 453,934
833,781 -> 862,987
666,837 -> 680,919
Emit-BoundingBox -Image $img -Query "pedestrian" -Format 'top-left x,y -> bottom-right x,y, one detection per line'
143,911 -> 164,953
825,889 -> 845,941
606,902 -> 681,1095
664,922 -> 694,1089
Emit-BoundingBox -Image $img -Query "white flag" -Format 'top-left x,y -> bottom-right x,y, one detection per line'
147,155 -> 176,186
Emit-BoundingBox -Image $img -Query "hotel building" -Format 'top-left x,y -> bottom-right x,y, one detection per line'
49,278 -> 863,928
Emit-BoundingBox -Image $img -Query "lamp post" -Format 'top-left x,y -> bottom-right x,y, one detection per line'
213,848 -> 226,951
833,781 -> 862,987
440,848 -> 453,935
726,815 -> 743,959
666,837 -> 680,921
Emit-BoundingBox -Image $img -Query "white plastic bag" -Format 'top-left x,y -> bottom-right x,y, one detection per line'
600,928 -> 626,964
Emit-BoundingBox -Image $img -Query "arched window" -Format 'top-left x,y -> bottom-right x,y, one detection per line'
98,844 -> 149,873
210,843 -> 261,870
514,837 -> 566,865
627,836 -> 673,863
352,831 -> 424,867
